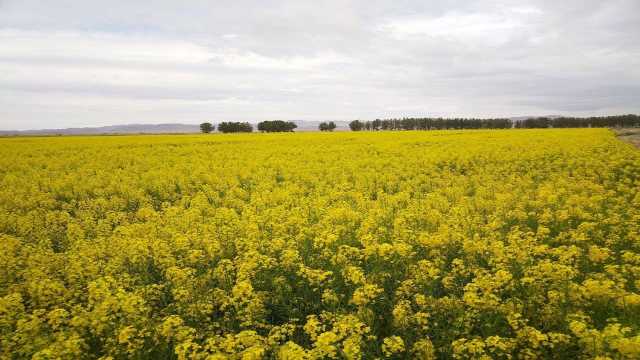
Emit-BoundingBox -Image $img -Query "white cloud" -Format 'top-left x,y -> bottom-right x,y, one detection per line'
0,30 -> 212,65
381,12 -> 526,46
210,49 -> 352,70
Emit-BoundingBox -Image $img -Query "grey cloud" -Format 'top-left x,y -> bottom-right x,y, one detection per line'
0,0 -> 639,130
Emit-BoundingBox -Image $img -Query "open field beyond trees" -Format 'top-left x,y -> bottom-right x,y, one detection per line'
1,129 -> 639,359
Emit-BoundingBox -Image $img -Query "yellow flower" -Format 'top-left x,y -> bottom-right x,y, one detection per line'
314,331 -> 340,358
382,336 -> 405,357
1,129 -> 638,359
277,341 -> 309,359
351,284 -> 383,307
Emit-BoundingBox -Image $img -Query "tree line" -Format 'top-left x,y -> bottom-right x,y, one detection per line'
201,115 -> 640,134
514,115 -> 640,128
200,120 -> 298,133
348,118 -> 513,131
349,114 -> 640,131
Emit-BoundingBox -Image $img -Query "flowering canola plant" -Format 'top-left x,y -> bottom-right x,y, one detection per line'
0,129 -> 639,359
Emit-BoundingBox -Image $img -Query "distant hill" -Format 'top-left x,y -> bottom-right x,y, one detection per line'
0,123 -> 200,136
0,121 -> 354,136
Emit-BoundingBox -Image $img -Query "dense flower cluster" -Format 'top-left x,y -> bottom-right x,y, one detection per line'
0,129 -> 638,359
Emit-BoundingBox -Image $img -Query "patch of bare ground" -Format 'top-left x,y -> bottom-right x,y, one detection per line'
614,128 -> 640,148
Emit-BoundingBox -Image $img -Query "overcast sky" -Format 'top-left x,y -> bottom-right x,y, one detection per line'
1,0 -> 639,130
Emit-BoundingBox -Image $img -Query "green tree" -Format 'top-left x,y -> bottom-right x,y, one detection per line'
319,122 -> 336,131
200,122 -> 213,133
218,122 -> 253,133
257,120 -> 297,132
349,120 -> 364,131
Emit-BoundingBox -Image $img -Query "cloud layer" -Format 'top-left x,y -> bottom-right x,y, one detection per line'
1,0 -> 639,130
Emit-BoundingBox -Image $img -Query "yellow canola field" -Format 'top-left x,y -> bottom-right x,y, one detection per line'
0,129 -> 639,359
